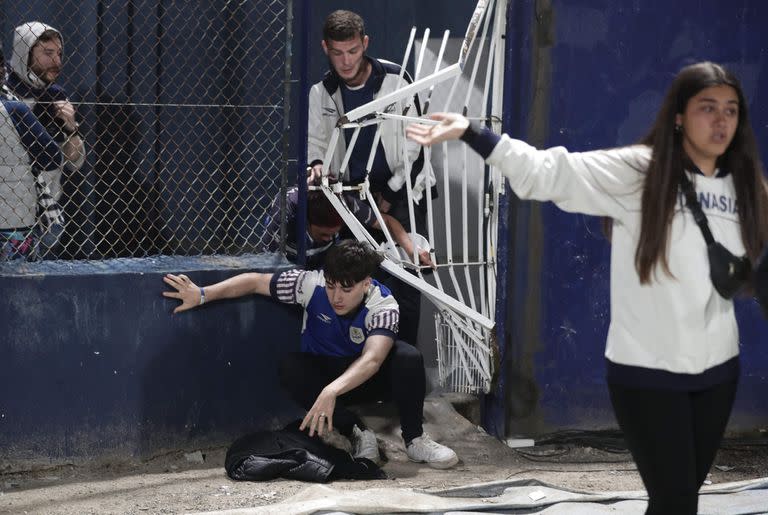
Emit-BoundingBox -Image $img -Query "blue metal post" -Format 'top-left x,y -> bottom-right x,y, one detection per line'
294,0 -> 311,265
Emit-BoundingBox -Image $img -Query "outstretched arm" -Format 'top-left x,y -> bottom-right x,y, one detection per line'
300,335 -> 394,437
162,272 -> 273,314
409,113 -> 648,219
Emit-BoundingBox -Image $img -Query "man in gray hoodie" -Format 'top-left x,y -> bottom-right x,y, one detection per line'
6,21 -> 86,256
0,39 -> 64,260
8,22 -> 85,195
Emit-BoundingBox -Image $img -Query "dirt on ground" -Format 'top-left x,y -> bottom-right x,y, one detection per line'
2,396 -> 768,515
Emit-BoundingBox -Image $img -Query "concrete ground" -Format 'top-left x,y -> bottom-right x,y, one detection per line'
2,396 -> 768,514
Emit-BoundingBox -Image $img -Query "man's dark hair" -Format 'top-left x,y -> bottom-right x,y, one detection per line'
307,191 -> 343,228
324,240 -> 383,287
27,29 -> 63,67
323,10 -> 365,42
37,29 -> 61,44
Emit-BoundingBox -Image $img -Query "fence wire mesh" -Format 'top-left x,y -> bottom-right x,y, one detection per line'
1,0 -> 291,261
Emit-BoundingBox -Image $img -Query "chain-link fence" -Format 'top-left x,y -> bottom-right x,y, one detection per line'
1,0 -> 292,261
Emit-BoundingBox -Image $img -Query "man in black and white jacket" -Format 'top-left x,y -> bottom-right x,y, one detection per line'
307,10 -> 436,347
308,9 -> 434,222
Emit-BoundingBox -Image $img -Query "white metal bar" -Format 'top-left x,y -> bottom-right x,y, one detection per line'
441,140 -> 467,305
381,260 -> 493,329
462,0 -> 496,113
423,30 -> 450,115
343,63 -> 461,123
450,323 -> 482,390
319,186 -> 494,329
478,179 -> 488,317
444,312 -> 491,385
448,315 -> 492,378
479,3 -> 498,120
321,188 -> 379,248
446,308 -> 489,348
338,126 -> 361,181
414,28 -> 430,81
365,125 -> 384,182
442,0 -> 488,113
399,27 -> 418,82
375,112 -> 441,125
461,144 -> 477,312
460,0 -> 491,69
394,29 -> 426,273
364,27 -> 418,179
451,315 -> 491,380
339,117 -> 382,130
456,0 -> 496,335
476,4 -> 499,318
362,182 -> 399,261
321,129 -> 341,182
432,261 -> 486,268
423,155 -> 443,290
434,298 -> 488,346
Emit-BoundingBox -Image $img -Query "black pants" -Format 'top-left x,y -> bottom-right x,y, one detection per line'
608,380 -> 738,515
278,340 -> 425,443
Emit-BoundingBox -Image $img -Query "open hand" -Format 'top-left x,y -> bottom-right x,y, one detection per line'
162,273 -> 202,314
405,112 -> 470,146
300,387 -> 337,437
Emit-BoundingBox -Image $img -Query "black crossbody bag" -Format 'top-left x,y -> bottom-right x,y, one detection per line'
679,173 -> 751,299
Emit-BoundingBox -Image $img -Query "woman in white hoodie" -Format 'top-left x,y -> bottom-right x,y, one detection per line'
407,61 -> 768,514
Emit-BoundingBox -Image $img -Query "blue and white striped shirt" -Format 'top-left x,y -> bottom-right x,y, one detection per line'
270,269 -> 399,357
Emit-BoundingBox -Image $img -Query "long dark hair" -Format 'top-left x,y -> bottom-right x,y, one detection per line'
635,61 -> 768,283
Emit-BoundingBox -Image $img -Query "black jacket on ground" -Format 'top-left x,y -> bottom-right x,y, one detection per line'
225,420 -> 386,482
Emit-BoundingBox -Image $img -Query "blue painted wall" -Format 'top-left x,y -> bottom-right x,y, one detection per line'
503,0 -> 768,435
0,0 -> 480,465
0,257 -> 302,463
3,0 -> 768,466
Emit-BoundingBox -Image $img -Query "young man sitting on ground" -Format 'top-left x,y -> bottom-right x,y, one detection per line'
163,240 -> 458,469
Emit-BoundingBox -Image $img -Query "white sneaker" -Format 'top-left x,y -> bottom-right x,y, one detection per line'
351,425 -> 381,465
406,434 -> 459,469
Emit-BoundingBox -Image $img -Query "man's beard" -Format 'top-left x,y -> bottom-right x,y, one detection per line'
32,67 -> 58,85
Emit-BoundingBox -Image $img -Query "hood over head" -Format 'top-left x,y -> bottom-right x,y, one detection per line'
10,21 -> 63,89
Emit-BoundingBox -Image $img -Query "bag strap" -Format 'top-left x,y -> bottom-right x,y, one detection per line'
679,171 -> 715,246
